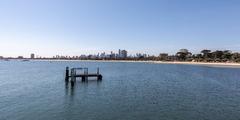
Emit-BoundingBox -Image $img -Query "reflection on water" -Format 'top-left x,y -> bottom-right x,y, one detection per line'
65,81 -> 75,97
65,80 -> 102,97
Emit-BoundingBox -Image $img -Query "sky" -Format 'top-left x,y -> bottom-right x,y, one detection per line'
0,0 -> 240,57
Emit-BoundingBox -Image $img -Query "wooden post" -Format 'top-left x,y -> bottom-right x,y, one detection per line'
86,68 -> 88,81
97,67 -> 99,75
70,68 -> 75,86
71,80 -> 75,87
98,75 -> 102,81
71,68 -> 74,82
65,67 -> 69,82
73,69 -> 76,82
82,76 -> 86,82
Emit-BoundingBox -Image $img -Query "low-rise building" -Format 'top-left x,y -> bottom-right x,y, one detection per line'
18,56 -> 24,59
159,53 -> 168,61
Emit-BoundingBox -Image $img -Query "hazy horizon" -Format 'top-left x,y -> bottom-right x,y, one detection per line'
1,0 -> 240,57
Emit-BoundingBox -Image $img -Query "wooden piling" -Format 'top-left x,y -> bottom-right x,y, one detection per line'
82,76 -> 86,82
65,67 -> 69,82
71,80 -> 75,87
71,68 -> 75,82
98,75 -> 102,81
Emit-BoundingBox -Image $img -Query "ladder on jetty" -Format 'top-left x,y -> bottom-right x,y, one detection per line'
65,67 -> 102,83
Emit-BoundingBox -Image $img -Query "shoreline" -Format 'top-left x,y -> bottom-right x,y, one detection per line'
4,59 -> 240,68
152,61 -> 240,68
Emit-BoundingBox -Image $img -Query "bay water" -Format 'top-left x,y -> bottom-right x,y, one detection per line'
0,60 -> 240,120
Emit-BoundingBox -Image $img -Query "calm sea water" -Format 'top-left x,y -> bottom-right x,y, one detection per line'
0,60 -> 240,120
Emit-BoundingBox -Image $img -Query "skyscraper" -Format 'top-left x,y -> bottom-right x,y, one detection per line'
118,49 -> 128,58
30,53 -> 35,59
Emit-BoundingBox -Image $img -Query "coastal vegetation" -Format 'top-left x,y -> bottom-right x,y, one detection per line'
159,49 -> 240,63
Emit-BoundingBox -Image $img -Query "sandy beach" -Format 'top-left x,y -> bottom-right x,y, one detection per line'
152,61 -> 240,68
29,59 -> 240,68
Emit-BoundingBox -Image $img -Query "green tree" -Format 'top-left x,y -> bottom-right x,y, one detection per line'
222,50 -> 232,61
232,53 -> 240,62
212,50 -> 224,61
201,50 -> 211,57
176,49 -> 192,61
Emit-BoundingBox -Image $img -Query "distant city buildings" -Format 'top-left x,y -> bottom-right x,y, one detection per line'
136,53 -> 147,58
118,49 -> 127,58
30,53 -> 35,59
18,56 -> 24,59
51,49 -> 128,60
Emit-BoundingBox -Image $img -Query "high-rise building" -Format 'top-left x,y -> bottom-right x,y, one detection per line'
30,53 -> 35,59
118,49 -> 128,58
118,49 -> 121,56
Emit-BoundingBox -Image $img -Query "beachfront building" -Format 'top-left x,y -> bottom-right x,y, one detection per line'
159,53 -> 168,61
176,49 -> 192,61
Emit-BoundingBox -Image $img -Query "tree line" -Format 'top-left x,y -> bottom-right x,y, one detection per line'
157,49 -> 240,62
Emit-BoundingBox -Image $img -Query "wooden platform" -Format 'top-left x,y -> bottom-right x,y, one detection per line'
73,74 -> 102,77
65,67 -> 102,82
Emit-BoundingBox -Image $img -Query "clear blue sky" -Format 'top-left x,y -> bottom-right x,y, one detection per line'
0,0 -> 240,57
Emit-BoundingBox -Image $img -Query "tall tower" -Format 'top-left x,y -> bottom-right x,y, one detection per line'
30,53 -> 35,59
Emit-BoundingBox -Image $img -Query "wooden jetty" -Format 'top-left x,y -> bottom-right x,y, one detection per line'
65,67 -> 102,83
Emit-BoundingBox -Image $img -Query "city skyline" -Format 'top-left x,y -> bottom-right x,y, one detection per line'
0,48 -> 238,59
2,48 -> 240,64
1,0 -> 240,57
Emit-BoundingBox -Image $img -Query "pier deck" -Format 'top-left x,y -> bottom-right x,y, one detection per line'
73,74 -> 102,77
